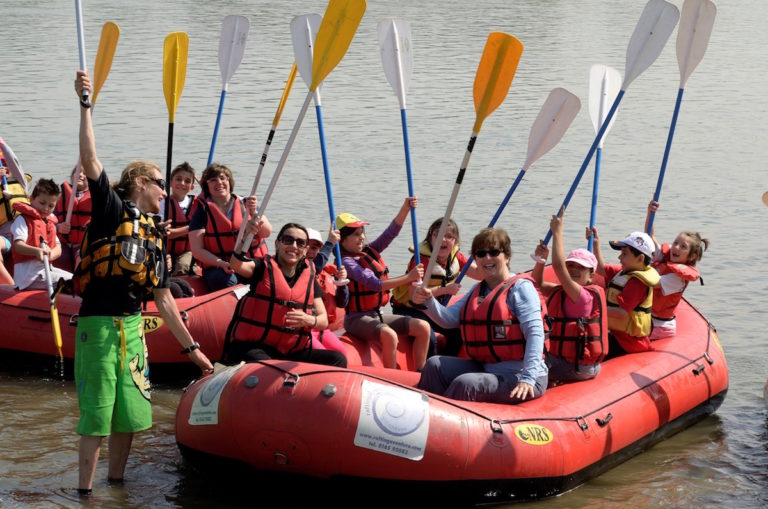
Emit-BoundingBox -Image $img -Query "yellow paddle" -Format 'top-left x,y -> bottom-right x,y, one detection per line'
163,32 -> 189,218
232,63 -> 297,252
421,32 -> 523,287
40,238 -> 63,365
237,0 -> 365,256
66,21 -> 120,226
90,22 -> 120,106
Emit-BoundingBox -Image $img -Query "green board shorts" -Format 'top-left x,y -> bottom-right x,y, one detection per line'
75,314 -> 152,436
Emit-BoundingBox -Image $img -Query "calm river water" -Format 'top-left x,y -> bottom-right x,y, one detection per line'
1,0 -> 766,507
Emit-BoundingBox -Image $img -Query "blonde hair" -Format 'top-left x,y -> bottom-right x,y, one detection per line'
112,160 -> 161,199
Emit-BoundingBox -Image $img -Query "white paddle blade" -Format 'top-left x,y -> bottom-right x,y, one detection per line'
589,64 -> 621,146
291,14 -> 323,90
677,0 -> 716,87
219,15 -> 250,86
522,88 -> 581,170
623,0 -> 680,89
0,137 -> 27,189
378,18 -> 413,109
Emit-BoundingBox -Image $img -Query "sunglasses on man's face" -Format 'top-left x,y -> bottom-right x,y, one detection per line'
279,235 -> 308,249
474,248 -> 502,259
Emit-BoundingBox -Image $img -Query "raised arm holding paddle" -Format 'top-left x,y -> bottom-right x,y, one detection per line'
533,0 -> 680,260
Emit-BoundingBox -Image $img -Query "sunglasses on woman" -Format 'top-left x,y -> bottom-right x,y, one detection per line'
148,177 -> 166,190
279,235 -> 308,248
474,248 -> 501,259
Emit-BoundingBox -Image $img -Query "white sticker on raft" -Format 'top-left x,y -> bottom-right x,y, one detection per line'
188,363 -> 244,425
354,379 -> 430,461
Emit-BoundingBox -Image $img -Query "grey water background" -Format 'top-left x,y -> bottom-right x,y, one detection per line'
0,0 -> 766,507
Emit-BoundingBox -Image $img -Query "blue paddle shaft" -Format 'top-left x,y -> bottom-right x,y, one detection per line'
647,87 -> 684,234
456,168 -> 526,284
400,108 -> 420,266
542,89 -> 625,246
587,147 -> 603,251
208,89 -> 227,167
314,104 -> 343,269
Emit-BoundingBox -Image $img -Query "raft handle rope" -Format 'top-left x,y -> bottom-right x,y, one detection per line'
596,413 -> 613,427
70,313 -> 79,326
490,420 -> 503,434
283,373 -> 300,387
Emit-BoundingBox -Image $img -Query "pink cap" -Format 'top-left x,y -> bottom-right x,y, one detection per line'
565,248 -> 597,270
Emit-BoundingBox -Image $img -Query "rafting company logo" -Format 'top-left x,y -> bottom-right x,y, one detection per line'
143,316 -> 164,333
514,424 -> 553,446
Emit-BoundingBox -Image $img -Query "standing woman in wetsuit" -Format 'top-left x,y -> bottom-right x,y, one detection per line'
73,71 -> 214,496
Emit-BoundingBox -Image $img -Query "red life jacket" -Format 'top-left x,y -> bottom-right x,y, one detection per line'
345,245 -> 390,314
54,181 -> 91,246
199,195 -> 266,267
460,274 -> 549,363
317,264 -> 339,327
11,201 -> 58,264
546,285 -> 608,369
652,261 -> 699,320
167,194 -> 196,256
226,256 -> 316,354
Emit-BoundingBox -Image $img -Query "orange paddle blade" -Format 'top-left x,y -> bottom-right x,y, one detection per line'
472,32 -> 523,132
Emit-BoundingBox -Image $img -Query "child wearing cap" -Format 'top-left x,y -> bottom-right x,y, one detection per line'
533,212 -> 608,381
337,197 -> 431,371
305,226 -> 348,354
590,226 -> 660,358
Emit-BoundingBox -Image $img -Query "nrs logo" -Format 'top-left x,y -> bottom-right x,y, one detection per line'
514,424 -> 553,446
143,316 -> 164,333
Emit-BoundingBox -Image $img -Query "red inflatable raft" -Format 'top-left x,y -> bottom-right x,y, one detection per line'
0,277 -> 242,364
174,296 -> 728,501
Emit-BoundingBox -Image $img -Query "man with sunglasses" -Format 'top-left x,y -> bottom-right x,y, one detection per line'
412,227 -> 549,404
73,71 -> 214,496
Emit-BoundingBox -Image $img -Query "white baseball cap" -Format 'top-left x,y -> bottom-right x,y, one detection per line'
306,228 -> 323,245
609,231 -> 655,258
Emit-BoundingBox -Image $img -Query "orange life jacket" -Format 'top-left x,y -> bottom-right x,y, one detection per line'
317,264 -> 339,327
54,181 -> 91,246
460,274 -> 549,363
226,256 -> 316,354
345,245 -> 390,314
11,201 -> 58,264
546,284 -> 608,369
167,194 -> 196,256
199,195 -> 266,267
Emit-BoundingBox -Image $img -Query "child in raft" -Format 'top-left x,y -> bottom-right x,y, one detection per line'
11,178 -> 72,290
645,200 -> 708,339
391,217 -> 481,357
338,197 -> 431,371
532,210 -> 608,381
0,163 -> 30,284
54,166 -> 91,272
590,227 -> 660,359
305,226 -> 348,354
164,162 -> 198,276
